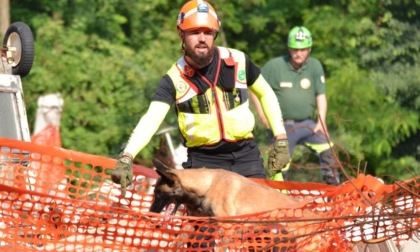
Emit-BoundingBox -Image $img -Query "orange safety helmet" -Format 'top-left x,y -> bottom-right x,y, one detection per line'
177,0 -> 221,32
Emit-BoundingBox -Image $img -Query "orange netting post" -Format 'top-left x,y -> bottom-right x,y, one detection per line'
31,125 -> 62,147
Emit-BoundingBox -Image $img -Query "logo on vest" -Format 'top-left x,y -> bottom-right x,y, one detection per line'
175,81 -> 188,92
300,78 -> 311,89
183,65 -> 195,77
238,70 -> 246,81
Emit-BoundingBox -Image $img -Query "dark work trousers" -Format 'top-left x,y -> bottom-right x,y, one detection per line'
283,119 -> 340,185
182,140 -> 266,178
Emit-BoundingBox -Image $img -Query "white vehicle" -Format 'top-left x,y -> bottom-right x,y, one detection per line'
0,21 -> 34,142
1,21 -> 34,168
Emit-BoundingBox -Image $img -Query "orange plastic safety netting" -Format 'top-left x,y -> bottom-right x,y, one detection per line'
0,137 -> 419,251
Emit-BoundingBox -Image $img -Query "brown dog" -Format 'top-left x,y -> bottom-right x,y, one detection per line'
149,158 -> 297,216
149,159 -> 323,251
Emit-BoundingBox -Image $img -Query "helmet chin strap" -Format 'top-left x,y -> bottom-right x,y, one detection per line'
179,30 -> 186,53
181,42 -> 186,53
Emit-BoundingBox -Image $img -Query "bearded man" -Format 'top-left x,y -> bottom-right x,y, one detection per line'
111,0 -> 290,195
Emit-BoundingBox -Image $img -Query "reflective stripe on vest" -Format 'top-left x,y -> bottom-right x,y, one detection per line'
167,46 -> 255,147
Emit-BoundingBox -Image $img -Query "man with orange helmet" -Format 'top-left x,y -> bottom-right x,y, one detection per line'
111,0 -> 290,195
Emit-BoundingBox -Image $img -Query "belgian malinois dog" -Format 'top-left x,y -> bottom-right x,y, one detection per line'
149,158 -> 297,216
149,159 -> 321,251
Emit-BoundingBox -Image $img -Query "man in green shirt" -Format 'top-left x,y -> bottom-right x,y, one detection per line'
252,26 -> 340,185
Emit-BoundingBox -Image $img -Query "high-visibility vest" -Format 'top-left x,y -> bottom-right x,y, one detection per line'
167,47 -> 255,147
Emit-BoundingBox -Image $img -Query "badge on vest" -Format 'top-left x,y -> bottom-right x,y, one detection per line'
238,70 -> 246,82
183,65 -> 195,77
175,80 -> 188,92
300,78 -> 311,89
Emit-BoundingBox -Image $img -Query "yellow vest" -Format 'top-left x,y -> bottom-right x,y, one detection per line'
167,47 -> 255,147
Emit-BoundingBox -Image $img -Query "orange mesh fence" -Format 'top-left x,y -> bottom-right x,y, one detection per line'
0,137 -> 419,251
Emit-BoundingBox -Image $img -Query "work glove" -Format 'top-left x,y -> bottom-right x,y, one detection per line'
110,153 -> 134,196
268,139 -> 290,176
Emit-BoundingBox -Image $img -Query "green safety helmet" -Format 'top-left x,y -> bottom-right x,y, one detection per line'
287,26 -> 313,49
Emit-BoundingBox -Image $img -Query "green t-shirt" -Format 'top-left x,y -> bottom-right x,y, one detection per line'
261,55 -> 326,120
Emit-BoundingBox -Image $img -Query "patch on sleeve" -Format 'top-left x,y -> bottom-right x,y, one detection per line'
321,75 -> 325,83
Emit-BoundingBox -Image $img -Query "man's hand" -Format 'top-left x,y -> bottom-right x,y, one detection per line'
268,139 -> 290,175
111,154 -> 134,196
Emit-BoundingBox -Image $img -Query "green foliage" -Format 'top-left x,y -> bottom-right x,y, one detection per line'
24,19 -> 145,156
328,62 -> 419,169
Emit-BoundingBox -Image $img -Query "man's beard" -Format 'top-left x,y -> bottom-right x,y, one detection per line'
185,43 -> 214,68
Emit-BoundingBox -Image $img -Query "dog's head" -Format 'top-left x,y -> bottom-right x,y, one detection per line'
149,158 -> 183,214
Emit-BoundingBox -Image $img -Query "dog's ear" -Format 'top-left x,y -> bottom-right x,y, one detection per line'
152,158 -> 177,183
152,158 -> 174,171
